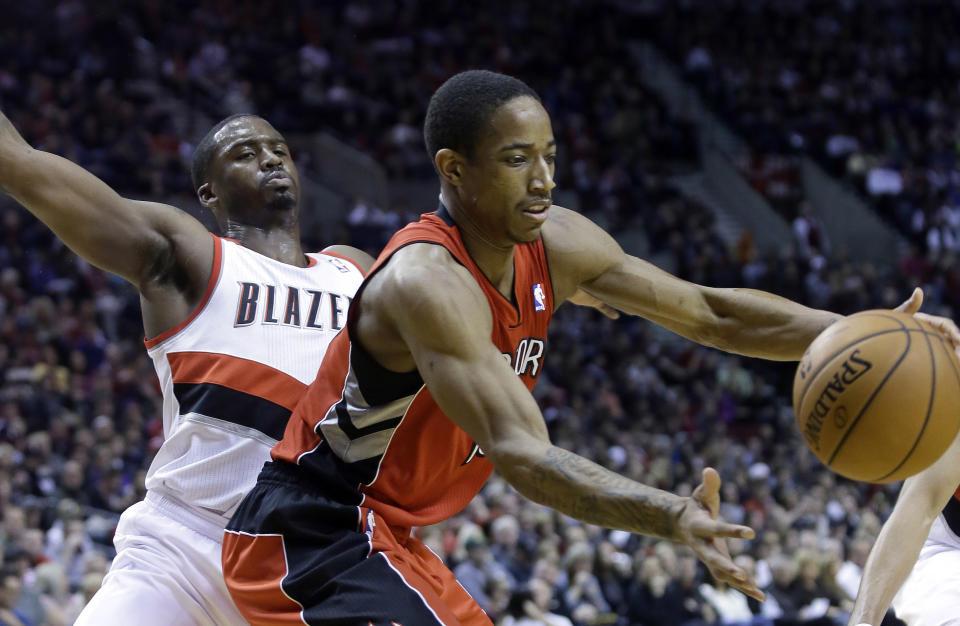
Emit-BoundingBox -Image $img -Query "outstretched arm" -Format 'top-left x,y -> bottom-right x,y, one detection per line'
848,432 -> 960,625
542,207 -> 960,360
365,244 -> 763,600
0,110 -> 211,291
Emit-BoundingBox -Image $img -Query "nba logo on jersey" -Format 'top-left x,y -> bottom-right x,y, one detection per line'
532,283 -> 546,311
326,257 -> 351,273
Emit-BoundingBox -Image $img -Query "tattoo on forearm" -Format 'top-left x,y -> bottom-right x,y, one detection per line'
524,446 -> 680,537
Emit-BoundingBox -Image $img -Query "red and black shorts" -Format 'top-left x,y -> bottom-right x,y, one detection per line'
223,460 -> 490,626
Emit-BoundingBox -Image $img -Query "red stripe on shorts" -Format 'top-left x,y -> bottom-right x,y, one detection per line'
364,507 -> 491,625
222,531 -> 306,626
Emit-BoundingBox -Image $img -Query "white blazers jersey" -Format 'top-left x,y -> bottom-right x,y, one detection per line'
144,235 -> 364,527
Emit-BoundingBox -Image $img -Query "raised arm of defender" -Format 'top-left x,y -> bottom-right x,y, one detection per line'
847,431 -> 960,625
357,243 -> 763,600
0,110 -> 214,307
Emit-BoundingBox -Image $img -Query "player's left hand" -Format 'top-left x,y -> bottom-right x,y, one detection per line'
894,287 -> 960,353
676,468 -> 766,602
568,288 -> 620,319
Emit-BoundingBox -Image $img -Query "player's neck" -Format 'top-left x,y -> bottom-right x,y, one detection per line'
223,222 -> 308,267
442,195 -> 516,297
461,232 -> 516,298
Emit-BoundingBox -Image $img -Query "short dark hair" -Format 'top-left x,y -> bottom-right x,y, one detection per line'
190,113 -> 258,191
423,70 -> 540,162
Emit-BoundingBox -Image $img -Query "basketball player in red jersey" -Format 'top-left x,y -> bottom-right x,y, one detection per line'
849,431 -> 960,625
0,111 -> 374,624
222,71 -> 960,625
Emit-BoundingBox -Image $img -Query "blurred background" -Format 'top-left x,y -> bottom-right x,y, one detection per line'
2,0 -> 958,624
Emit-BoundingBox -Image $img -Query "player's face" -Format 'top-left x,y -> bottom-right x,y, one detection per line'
207,117 -> 301,222
459,96 -> 556,244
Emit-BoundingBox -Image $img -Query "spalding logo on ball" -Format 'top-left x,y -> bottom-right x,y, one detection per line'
798,348 -> 872,453
793,310 -> 960,482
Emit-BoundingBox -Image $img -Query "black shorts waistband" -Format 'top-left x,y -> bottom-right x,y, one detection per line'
258,459 -> 324,495
259,458 -> 306,483
258,459 -> 363,507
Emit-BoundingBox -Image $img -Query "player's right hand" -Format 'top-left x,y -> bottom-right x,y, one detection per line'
675,468 -> 765,601
893,286 -> 960,352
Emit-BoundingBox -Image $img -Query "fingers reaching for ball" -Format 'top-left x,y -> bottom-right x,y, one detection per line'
891,287 -> 960,351
893,287 -> 924,315
691,467 -> 721,518
679,468 -> 765,601
914,312 -> 960,353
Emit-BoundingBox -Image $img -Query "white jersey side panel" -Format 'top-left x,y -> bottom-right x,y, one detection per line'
145,236 -> 363,525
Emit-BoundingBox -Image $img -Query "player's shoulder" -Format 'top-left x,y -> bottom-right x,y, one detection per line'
541,205 -> 619,275
544,204 -> 582,225
369,243 -> 492,344
379,243 -> 477,294
541,205 -> 604,245
320,245 -> 374,274
130,199 -> 209,237
369,243 -> 486,314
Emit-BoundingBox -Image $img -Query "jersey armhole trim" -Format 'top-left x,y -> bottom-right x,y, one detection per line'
319,250 -> 367,276
144,233 -> 223,349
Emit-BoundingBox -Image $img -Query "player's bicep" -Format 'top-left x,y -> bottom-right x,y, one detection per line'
11,150 -> 190,282
544,208 -> 712,330
388,268 -> 548,451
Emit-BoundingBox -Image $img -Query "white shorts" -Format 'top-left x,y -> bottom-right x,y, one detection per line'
74,493 -> 248,626
893,515 -> 960,626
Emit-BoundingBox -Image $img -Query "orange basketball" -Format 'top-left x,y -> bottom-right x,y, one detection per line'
793,310 -> 960,482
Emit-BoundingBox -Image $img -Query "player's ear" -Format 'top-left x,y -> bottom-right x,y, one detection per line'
435,149 -> 465,186
197,182 -> 217,210
198,182 -> 225,226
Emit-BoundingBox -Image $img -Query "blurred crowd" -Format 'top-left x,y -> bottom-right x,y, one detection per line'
645,0 -> 960,278
0,0 -> 953,624
0,0 -> 698,236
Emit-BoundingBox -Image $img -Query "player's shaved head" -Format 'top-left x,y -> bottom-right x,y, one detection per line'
424,70 -> 540,163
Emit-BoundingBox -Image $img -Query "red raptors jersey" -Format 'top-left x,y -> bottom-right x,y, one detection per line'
274,207 -> 554,527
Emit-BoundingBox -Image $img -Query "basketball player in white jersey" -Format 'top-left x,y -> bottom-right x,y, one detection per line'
0,110 -> 373,624
849,427 -> 960,626
0,109 -> 618,625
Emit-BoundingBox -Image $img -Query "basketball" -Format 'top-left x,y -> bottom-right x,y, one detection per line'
793,310 -> 960,483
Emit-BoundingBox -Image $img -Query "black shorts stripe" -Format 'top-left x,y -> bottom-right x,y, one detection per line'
173,382 -> 290,441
